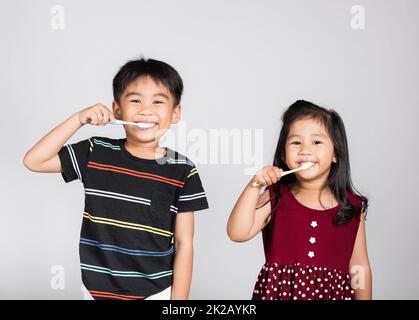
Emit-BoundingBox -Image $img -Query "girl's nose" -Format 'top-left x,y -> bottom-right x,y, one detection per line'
298,144 -> 313,155
298,151 -> 313,157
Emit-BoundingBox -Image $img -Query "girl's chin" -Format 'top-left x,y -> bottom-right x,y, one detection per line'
295,164 -> 318,177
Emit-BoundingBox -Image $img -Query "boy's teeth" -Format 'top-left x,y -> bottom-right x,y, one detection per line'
137,122 -> 156,128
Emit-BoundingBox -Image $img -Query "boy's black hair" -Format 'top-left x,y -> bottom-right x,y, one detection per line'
113,58 -> 183,106
261,100 -> 368,225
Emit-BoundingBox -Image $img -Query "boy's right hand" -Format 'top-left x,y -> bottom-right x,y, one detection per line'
77,103 -> 116,126
252,166 -> 283,187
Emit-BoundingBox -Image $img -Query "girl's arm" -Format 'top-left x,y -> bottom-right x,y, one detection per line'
349,212 -> 372,300
23,103 -> 114,172
171,211 -> 194,299
227,166 -> 282,242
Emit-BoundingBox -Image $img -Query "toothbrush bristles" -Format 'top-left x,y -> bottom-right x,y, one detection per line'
301,162 -> 313,169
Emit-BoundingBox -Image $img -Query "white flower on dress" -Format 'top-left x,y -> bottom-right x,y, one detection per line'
308,251 -> 315,258
309,237 -> 316,244
311,221 -> 318,228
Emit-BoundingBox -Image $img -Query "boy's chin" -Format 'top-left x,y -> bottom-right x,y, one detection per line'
126,126 -> 167,140
124,130 -> 153,143
127,137 -> 161,146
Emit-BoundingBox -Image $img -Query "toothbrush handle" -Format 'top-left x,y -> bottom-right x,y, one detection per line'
251,168 -> 300,187
108,120 -> 125,125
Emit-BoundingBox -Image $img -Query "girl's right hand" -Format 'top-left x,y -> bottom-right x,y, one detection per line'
77,103 -> 116,126
252,166 -> 283,187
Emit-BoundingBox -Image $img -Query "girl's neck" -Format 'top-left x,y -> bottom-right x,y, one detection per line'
294,180 -> 328,194
290,181 -> 338,209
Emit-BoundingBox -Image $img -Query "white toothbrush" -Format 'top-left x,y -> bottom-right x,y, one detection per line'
252,162 -> 314,187
108,119 -> 155,129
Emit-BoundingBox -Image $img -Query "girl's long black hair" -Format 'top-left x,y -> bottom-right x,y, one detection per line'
268,100 -> 368,224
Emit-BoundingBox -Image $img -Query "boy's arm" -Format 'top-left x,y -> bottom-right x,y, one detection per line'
23,104 -> 114,172
171,211 -> 194,300
349,212 -> 372,300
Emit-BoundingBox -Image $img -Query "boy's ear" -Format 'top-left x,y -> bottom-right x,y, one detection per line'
171,104 -> 181,124
112,101 -> 122,119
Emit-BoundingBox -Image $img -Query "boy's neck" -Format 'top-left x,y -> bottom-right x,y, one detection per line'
124,139 -> 166,160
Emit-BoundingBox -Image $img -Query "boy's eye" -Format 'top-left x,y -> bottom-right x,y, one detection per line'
153,100 -> 164,104
130,99 -> 141,103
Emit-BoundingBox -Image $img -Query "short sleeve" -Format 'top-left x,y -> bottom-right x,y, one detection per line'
58,139 -> 91,183
176,165 -> 209,213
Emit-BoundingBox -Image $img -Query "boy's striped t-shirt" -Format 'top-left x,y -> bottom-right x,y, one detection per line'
58,136 -> 209,299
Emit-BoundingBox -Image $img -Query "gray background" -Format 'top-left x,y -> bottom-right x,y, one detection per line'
1,0 -> 418,299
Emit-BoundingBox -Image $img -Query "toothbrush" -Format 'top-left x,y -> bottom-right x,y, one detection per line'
252,162 -> 314,187
108,119 -> 155,129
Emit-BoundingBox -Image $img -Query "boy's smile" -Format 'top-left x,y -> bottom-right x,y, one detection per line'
112,75 -> 181,149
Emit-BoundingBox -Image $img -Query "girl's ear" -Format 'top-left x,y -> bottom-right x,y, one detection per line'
332,155 -> 337,163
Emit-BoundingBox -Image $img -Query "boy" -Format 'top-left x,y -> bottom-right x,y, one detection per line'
23,58 -> 209,300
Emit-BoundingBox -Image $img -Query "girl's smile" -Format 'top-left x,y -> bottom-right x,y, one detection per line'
285,118 -> 336,185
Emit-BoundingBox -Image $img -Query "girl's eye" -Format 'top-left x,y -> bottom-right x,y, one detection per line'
291,141 -> 301,145
314,141 -> 323,145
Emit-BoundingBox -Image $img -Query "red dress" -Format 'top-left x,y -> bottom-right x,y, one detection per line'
252,183 -> 362,300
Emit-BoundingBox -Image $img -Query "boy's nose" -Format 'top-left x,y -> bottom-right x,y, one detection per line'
138,109 -> 154,116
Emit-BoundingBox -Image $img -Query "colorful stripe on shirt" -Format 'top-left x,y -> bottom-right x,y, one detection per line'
84,188 -> 151,207
66,145 -> 82,181
166,158 -> 194,167
83,212 -> 173,237
178,191 -> 207,202
81,263 -> 173,279
87,161 -> 185,187
88,138 -> 93,152
93,138 -> 121,150
88,290 -> 145,300
80,237 -> 174,256
187,168 -> 198,178
85,188 -> 178,214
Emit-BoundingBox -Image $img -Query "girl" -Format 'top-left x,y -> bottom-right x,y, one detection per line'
227,100 -> 372,300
